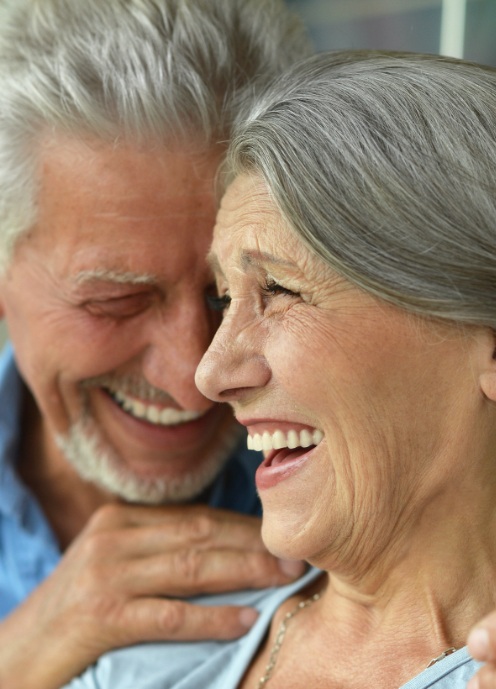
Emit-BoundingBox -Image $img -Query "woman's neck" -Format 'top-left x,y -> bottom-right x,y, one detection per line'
245,474 -> 496,689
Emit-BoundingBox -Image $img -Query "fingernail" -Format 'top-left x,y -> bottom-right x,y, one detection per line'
279,559 -> 305,578
468,628 -> 490,659
239,607 -> 259,629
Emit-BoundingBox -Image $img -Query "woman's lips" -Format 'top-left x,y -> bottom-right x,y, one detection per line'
240,419 -> 324,490
255,444 -> 318,490
246,426 -> 324,452
265,446 -> 311,466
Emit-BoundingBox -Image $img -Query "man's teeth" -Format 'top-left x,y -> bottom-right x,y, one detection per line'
112,391 -> 203,426
247,429 -> 324,452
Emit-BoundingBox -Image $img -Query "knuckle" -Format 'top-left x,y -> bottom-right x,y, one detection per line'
172,548 -> 204,586
157,601 -> 187,636
181,512 -> 216,544
87,503 -> 123,531
79,530 -> 114,565
243,551 -> 279,585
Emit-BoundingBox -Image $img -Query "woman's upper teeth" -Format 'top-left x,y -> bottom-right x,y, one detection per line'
247,429 -> 324,452
112,390 -> 202,426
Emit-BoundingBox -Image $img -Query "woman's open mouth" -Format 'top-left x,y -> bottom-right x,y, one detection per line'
247,426 -> 324,489
247,428 -> 323,452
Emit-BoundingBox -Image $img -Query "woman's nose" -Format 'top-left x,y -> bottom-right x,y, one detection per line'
195,314 -> 271,404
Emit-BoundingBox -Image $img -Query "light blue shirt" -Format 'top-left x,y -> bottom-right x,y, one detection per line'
0,343 -> 262,619
400,649 -> 481,689
65,564 -> 481,689
65,568 -> 323,689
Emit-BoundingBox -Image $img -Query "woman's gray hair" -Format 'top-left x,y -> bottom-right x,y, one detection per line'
0,0 -> 310,272
227,51 -> 496,329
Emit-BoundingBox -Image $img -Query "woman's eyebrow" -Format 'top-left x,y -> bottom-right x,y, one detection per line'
206,249 -> 296,278
240,250 -> 296,270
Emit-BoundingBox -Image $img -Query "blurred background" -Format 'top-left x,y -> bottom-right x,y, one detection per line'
287,0 -> 496,65
0,0 -> 494,347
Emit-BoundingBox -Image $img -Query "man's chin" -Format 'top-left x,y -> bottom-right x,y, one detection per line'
55,417 -> 245,505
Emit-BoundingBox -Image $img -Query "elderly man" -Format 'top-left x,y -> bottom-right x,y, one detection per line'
0,1 -> 309,687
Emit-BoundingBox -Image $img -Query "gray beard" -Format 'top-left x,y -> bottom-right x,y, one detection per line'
55,410 -> 244,505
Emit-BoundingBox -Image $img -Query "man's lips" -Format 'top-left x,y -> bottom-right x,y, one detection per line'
95,387 -> 231,455
107,387 -> 205,427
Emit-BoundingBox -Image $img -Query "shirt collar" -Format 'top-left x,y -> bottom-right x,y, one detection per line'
0,342 -> 33,518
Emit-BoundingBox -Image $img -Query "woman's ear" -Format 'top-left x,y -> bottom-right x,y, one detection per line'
479,330 -> 496,402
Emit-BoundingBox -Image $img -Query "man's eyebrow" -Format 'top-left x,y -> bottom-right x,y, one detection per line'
74,269 -> 155,285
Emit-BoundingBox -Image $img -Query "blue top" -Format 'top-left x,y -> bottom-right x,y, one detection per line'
401,649 -> 481,689
64,564 -> 481,689
64,568 -> 323,689
0,343 -> 262,618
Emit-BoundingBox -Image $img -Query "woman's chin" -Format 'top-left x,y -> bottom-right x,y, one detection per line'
261,519 -> 312,563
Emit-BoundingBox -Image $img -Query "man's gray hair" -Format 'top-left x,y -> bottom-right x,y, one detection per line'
227,51 -> 496,329
0,0 -> 310,271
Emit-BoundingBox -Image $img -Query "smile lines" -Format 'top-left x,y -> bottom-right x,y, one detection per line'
247,428 -> 324,452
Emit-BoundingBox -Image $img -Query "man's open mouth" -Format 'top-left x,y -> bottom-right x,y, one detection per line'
106,388 -> 203,427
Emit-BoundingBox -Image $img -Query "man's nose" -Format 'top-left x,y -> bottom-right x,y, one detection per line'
141,300 -> 219,411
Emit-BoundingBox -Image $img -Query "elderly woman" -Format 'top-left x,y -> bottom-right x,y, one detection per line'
66,51 -> 496,689
196,50 -> 496,689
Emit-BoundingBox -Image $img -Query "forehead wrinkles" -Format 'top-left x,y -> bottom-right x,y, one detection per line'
214,173 -> 345,293
217,175 -> 277,230
213,175 -> 287,267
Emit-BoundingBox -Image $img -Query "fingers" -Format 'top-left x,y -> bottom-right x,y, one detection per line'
84,504 -> 268,553
120,598 -> 259,644
114,548 -> 305,597
467,615 -> 496,689
74,503 -> 305,598
467,663 -> 496,689
469,615 -> 496,662
0,502 -> 304,688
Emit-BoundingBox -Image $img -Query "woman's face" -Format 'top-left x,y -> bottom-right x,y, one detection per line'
196,174 -> 491,575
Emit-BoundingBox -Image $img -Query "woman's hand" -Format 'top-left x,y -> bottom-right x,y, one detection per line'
0,503 -> 304,689
467,614 -> 496,688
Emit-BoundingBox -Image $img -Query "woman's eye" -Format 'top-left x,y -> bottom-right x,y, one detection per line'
262,278 -> 299,298
206,293 -> 232,312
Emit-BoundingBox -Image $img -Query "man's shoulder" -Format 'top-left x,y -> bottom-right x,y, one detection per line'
0,343 -> 27,498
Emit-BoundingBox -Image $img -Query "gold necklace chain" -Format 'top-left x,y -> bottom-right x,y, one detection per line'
255,590 -> 323,688
426,647 -> 457,668
254,590 -> 458,688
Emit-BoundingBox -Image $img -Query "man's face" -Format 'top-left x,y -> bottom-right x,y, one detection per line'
0,135 -> 240,503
